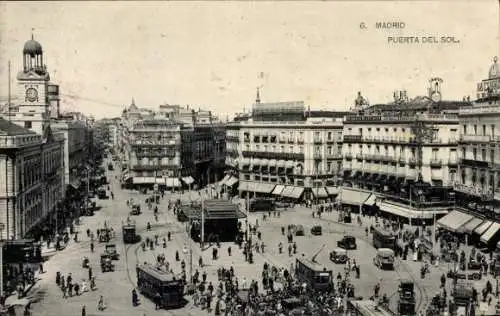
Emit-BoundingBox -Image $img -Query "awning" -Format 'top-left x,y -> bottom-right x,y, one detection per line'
460,217 -> 484,234
182,176 -> 195,185
155,177 -> 165,184
272,185 -> 285,195
475,220 -> 493,235
339,188 -> 371,206
326,187 -> 339,196
225,177 -> 238,187
437,211 -> 473,232
285,161 -> 295,169
238,181 -> 250,191
277,160 -> 286,168
364,194 -> 377,206
133,177 -> 155,184
268,160 -> 277,168
219,174 -> 231,186
312,187 -> 328,198
260,160 -> 269,167
480,222 -> 500,243
282,186 -> 296,198
253,182 -> 276,194
291,187 -> 305,199
378,202 -> 448,219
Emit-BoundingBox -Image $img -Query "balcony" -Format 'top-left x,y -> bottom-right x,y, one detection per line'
454,183 -> 493,200
327,153 -> 342,159
460,134 -> 491,143
460,158 -> 489,168
313,152 -> 322,160
343,135 -> 362,142
448,157 -> 458,166
355,154 -> 363,160
398,157 -> 406,165
131,164 -> 180,170
241,151 -> 304,161
408,158 -> 417,166
429,159 -> 442,168
345,153 -> 353,160
313,138 -> 323,144
131,140 -> 180,147
226,136 -> 239,142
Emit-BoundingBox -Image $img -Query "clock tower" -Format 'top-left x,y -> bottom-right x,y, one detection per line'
13,35 -> 51,135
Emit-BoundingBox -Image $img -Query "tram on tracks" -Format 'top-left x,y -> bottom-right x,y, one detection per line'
136,263 -> 185,309
346,299 -> 396,316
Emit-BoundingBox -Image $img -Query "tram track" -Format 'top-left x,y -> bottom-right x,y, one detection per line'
292,214 -> 431,314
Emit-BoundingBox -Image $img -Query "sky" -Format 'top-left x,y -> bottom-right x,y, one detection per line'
0,1 -> 498,119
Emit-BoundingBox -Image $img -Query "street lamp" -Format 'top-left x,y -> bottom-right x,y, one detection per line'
0,223 -> 4,302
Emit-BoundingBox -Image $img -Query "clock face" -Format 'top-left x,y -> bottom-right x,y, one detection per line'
431,92 -> 441,103
26,88 -> 38,102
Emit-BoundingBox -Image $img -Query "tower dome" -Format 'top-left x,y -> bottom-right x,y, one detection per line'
489,56 -> 500,79
23,36 -> 43,55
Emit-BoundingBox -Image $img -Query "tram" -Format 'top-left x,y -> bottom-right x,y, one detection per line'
136,263 -> 184,309
295,257 -> 333,292
346,299 -> 396,316
372,226 -> 396,250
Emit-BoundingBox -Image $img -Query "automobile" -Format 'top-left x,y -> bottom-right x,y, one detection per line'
329,248 -> 348,264
295,225 -> 305,236
130,204 -> 141,216
97,188 -> 108,199
311,225 -> 322,236
100,253 -> 114,273
373,248 -> 395,270
104,244 -> 119,260
337,235 -> 357,250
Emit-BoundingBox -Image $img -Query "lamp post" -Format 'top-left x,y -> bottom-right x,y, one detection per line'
0,223 -> 4,301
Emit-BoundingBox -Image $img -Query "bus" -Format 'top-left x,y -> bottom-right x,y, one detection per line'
136,263 -> 184,309
372,226 -> 396,250
295,258 -> 333,291
346,299 -> 396,316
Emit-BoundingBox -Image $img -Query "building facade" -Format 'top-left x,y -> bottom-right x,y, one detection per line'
118,101 -> 225,189
341,83 -> 470,224
1,36 -> 65,239
455,57 -> 500,220
226,96 -> 344,201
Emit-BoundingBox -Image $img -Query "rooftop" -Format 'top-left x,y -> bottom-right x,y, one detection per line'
364,96 -> 472,113
0,118 -> 36,136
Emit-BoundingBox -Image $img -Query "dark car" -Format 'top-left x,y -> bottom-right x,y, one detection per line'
295,225 -> 305,236
337,235 -> 357,250
311,225 -> 322,236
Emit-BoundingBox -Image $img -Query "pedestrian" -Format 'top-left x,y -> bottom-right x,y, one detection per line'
154,292 -> 161,310
98,295 -> 105,311
81,305 -> 86,316
88,267 -> 93,281
74,283 -> 80,296
199,256 -> 203,267
227,246 -> 231,256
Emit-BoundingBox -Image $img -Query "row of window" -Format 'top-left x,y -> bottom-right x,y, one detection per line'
463,124 -> 496,137
462,147 -> 499,163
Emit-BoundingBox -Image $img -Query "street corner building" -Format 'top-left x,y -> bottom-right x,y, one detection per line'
0,36 -> 66,241
225,89 -> 346,203
340,79 -> 469,226
116,102 -> 225,191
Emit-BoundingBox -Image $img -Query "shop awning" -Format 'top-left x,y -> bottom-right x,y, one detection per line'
475,220 -> 493,235
268,160 -> 277,168
312,187 -> 328,198
253,182 -> 276,194
277,160 -> 286,168
260,160 -> 269,167
282,186 -> 296,198
238,181 -> 250,191
155,177 -> 165,184
182,176 -> 195,185
326,187 -> 339,196
460,217 -> 484,234
339,188 -> 371,206
291,187 -> 305,199
378,202 -> 448,219
219,175 -> 231,186
437,211 -> 473,232
285,161 -> 295,169
480,222 -> 500,243
364,194 -> 377,206
272,185 -> 285,195
133,177 -> 155,184
225,177 -> 238,187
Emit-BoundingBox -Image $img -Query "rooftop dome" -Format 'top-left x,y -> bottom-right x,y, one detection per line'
23,36 -> 43,55
489,56 -> 499,79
